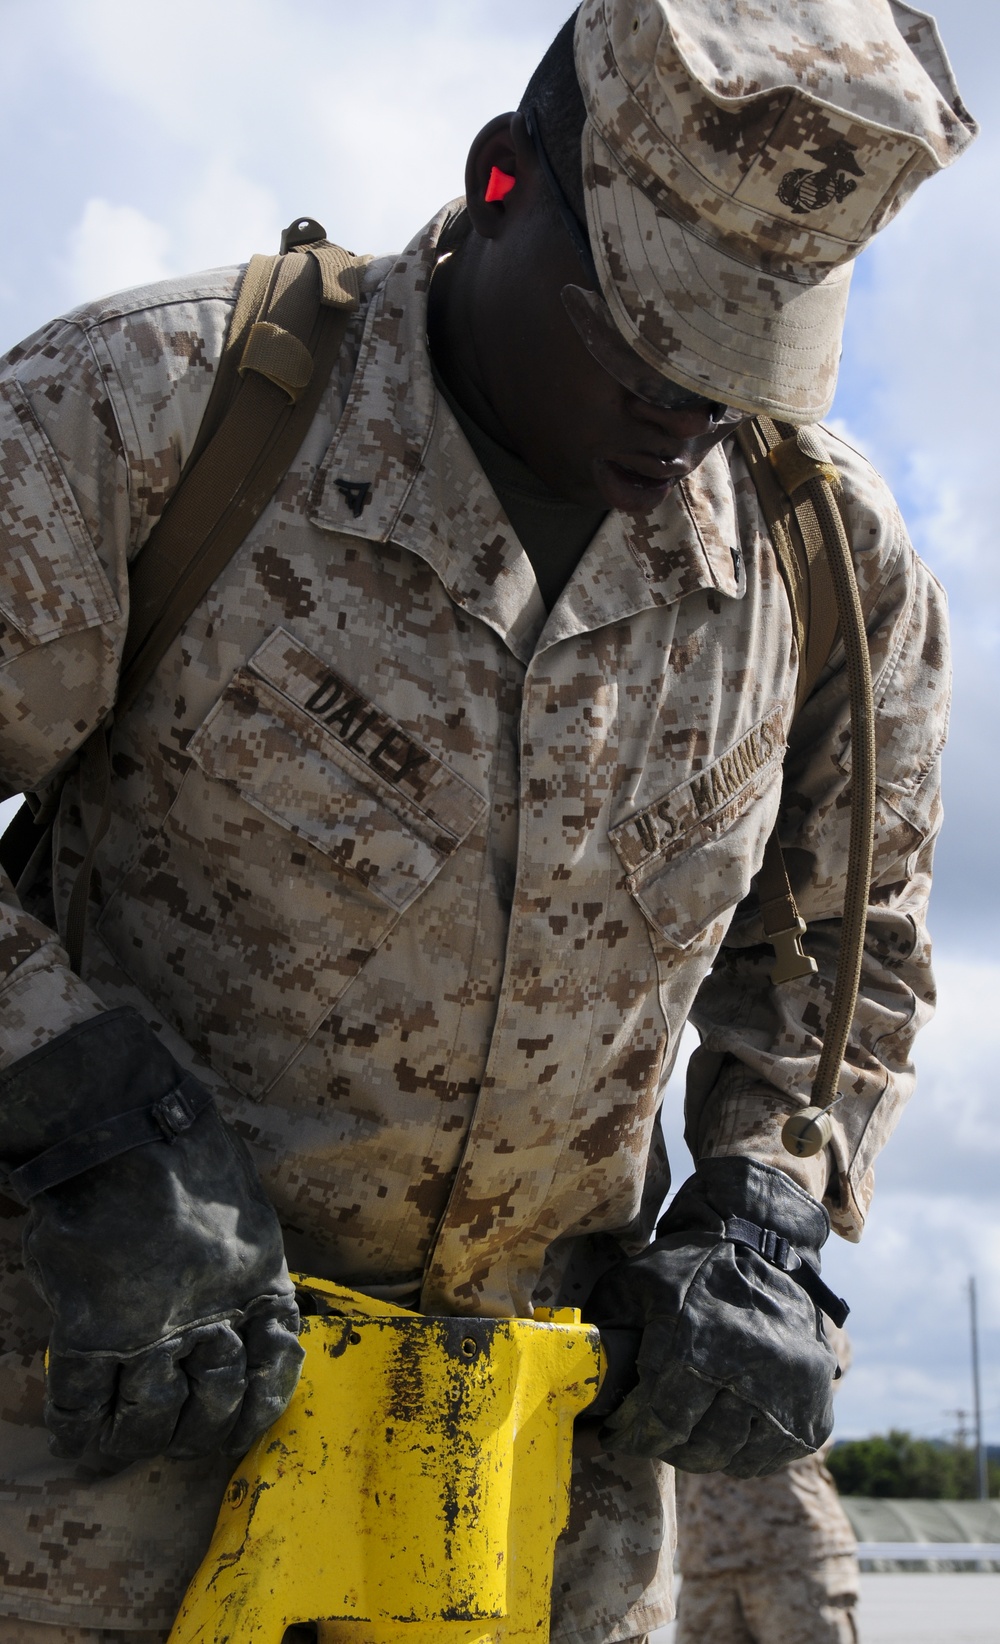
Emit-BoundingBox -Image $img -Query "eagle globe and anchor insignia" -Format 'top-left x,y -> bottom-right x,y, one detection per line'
778,139 -> 866,214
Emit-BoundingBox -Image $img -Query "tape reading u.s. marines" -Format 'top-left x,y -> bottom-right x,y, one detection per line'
620,710 -> 785,867
689,716 -> 780,821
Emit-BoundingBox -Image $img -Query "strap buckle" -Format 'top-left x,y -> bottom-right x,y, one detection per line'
724,1214 -> 850,1326
279,216 -> 327,253
151,1085 -> 198,1141
759,1226 -> 793,1268
769,916 -> 819,985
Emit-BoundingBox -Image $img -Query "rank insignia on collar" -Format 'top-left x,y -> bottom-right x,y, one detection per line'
335,480 -> 373,518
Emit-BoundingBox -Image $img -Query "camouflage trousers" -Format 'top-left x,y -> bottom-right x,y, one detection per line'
0,1627 -> 165,1643
675,1556 -> 859,1644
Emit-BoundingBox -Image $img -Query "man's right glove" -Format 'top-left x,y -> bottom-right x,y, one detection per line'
584,1157 -> 848,1477
0,1007 -> 303,1463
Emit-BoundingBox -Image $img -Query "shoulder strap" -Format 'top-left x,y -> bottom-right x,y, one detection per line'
0,219 -> 367,968
735,417 -> 840,715
737,416 -> 877,1156
119,223 -> 367,714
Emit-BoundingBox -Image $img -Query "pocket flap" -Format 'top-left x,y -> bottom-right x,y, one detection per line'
186,628 -> 487,913
610,709 -> 785,948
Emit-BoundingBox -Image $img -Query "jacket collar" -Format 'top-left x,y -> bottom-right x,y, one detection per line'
310,205 -> 743,664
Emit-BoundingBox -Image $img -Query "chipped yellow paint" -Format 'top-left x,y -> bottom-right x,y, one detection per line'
167,1276 -> 604,1642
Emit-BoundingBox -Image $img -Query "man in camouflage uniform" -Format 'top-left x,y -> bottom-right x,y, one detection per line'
0,3 -> 975,1642
674,1326 -> 859,1644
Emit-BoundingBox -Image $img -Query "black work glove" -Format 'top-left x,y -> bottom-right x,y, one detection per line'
584,1157 -> 847,1477
0,1008 -> 303,1463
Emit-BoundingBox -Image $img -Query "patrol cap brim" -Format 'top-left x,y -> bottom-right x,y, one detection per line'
583,124 -> 854,422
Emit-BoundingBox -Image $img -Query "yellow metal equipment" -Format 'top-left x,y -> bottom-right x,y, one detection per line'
168,1275 -> 604,1643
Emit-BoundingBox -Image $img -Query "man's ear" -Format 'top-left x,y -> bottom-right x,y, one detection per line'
465,112 -> 534,238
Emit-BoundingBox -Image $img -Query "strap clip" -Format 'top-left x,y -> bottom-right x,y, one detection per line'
769,916 -> 820,985
723,1214 -> 850,1327
759,1226 -> 792,1267
151,1084 -> 199,1141
279,216 -> 327,253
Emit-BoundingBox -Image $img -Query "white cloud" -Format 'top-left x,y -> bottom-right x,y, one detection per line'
169,156 -> 281,276
44,0 -> 567,262
10,0 -> 570,334
61,199 -> 173,308
824,1188 -> 1000,1442
57,169 -> 281,317
834,130 -> 1000,587
301,24 -> 541,255
872,955 -> 1000,1195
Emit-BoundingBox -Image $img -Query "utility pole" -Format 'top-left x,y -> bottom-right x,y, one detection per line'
969,1276 -> 988,1500
948,1407 -> 970,1449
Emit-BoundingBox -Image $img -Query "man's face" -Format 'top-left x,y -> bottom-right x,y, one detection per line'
455,136 -> 745,515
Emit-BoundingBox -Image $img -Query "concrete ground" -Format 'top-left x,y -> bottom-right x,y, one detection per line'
648,1572 -> 1000,1642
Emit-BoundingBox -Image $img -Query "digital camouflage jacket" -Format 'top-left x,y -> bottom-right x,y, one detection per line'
0,207 -> 947,1641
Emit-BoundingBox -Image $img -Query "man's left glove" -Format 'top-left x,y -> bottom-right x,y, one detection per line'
0,1007 -> 304,1463
584,1157 -> 847,1477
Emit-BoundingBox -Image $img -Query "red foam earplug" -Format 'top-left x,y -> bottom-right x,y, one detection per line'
484,166 -> 517,204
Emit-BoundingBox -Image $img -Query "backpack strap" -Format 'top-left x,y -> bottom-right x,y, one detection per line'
119,222 -> 367,712
0,218 -> 367,971
736,417 -> 840,714
737,417 -> 877,1155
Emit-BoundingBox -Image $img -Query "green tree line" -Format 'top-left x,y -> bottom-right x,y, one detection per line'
828,1431 -> 1000,1498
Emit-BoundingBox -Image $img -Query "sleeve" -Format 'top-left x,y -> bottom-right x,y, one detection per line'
684,434 -> 949,1239
0,281 -> 233,1071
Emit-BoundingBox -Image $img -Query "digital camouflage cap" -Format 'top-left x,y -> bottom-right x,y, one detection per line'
573,0 -> 977,419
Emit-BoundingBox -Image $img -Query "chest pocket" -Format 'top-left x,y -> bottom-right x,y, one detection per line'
97,627 -> 486,1098
610,708 -> 786,952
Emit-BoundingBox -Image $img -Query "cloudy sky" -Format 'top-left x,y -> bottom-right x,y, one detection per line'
1,0 -> 997,1448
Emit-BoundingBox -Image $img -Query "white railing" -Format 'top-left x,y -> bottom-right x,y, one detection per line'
857,1541 -> 1000,1567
